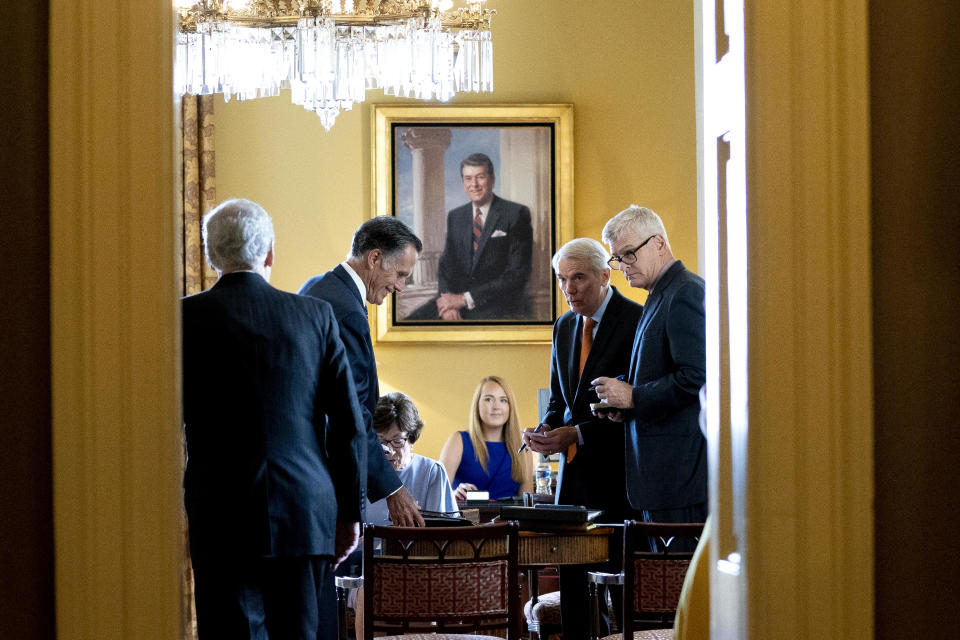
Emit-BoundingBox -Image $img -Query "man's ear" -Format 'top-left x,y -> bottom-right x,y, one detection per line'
366,248 -> 382,268
264,244 -> 274,268
601,268 -> 611,287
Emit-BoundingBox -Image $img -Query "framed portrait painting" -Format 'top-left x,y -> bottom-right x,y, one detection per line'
371,104 -> 574,344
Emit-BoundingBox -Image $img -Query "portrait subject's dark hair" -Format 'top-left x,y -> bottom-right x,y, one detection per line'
460,152 -> 495,179
349,216 -> 423,262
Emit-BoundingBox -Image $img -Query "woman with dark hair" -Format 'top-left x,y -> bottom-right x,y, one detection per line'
364,392 -> 458,526
345,392 -> 458,638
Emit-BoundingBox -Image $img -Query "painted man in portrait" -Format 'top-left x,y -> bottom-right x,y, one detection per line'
407,152 -> 533,321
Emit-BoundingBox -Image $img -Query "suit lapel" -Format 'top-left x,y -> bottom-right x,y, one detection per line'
629,262 -> 685,380
566,315 -> 584,402
333,264 -> 366,314
635,290 -> 662,341
630,292 -> 662,382
637,262 -> 685,335
572,291 -> 626,405
472,196 -> 501,269
587,292 -> 621,365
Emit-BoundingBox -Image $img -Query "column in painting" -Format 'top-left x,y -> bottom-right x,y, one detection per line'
401,127 -> 451,288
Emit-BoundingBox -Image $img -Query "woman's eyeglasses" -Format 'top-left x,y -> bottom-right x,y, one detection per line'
378,436 -> 409,450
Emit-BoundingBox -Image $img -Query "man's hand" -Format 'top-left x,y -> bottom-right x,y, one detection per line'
440,308 -> 462,321
523,424 -> 578,457
333,520 -> 360,570
591,407 -> 624,423
521,424 -> 550,455
437,293 -> 467,315
385,486 -> 425,527
453,482 -> 479,502
590,376 -> 635,410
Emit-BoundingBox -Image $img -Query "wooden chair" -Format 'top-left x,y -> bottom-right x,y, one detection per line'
361,521 -> 521,639
588,521 -> 704,640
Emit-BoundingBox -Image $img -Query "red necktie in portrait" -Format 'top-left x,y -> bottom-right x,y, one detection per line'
473,207 -> 483,253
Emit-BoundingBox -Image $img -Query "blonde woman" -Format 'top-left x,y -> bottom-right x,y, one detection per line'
439,376 -> 534,501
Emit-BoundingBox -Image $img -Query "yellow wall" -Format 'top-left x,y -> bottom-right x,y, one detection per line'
214,0 -> 697,461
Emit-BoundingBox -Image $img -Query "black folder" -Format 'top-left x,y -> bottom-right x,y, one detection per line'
499,504 -> 601,525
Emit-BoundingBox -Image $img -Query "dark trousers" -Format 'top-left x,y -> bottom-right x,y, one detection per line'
192,553 -> 334,640
559,526 -> 625,640
559,566 -> 623,640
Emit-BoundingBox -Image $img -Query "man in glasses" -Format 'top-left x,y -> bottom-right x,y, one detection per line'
591,205 -> 707,537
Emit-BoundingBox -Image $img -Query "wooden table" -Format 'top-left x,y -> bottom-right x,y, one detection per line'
518,526 -> 613,567
518,526 -> 615,640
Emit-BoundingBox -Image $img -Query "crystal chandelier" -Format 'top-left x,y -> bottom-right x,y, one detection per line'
174,1 -> 495,130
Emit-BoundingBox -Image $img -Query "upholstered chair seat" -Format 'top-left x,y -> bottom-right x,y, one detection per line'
599,630 -> 674,640
379,635 -> 506,640
523,589 -> 562,636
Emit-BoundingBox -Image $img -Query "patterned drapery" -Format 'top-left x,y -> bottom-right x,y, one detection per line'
180,94 -> 217,297
177,94 -> 216,640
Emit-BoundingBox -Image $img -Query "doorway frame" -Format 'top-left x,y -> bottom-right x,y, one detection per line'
49,1 -> 874,637
50,0 -> 181,637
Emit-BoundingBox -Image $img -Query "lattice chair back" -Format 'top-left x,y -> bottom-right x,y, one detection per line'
362,521 -> 521,639
621,521 -> 703,636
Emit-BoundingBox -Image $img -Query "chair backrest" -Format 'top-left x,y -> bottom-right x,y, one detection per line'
362,521 -> 521,639
621,520 -> 704,636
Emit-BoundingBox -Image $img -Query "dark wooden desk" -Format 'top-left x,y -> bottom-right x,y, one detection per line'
519,526 -> 613,567
457,502 -> 613,566
519,526 -> 614,640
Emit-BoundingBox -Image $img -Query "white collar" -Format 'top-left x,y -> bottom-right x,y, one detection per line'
340,261 -> 367,304
583,285 -> 614,327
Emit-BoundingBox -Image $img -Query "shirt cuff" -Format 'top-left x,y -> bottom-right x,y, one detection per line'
463,291 -> 476,310
575,425 -> 584,446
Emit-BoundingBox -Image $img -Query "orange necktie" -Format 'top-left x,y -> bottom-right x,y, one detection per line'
579,316 -> 597,376
570,316 -> 597,462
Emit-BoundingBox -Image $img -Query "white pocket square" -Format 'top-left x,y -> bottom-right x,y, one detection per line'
490,230 -> 508,238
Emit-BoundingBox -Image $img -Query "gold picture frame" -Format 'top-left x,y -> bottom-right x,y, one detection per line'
371,104 -> 574,344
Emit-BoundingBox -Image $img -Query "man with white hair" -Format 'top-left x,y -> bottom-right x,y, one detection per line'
591,205 -> 708,533
522,237 -> 643,638
182,198 -> 366,637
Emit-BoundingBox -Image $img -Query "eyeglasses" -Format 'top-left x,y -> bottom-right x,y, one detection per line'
607,235 -> 656,267
378,436 -> 409,450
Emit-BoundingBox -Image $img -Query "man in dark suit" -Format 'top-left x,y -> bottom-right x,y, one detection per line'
522,237 -> 643,639
592,205 -> 708,532
182,199 -> 365,638
408,153 -> 533,321
298,217 -> 425,531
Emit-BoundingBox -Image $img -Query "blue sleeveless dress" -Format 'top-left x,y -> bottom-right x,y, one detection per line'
452,431 -> 521,499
